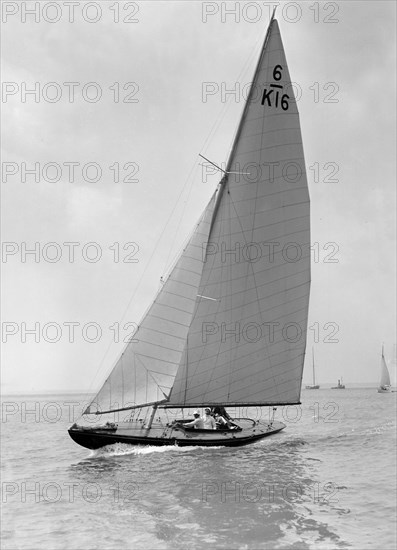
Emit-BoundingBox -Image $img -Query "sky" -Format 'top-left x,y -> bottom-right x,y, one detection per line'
1,0 -> 396,394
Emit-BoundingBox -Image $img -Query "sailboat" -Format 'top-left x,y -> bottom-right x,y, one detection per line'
69,11 -> 311,450
305,348 -> 320,389
378,345 -> 391,393
331,378 -> 345,389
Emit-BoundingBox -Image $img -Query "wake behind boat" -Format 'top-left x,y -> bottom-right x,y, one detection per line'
69,11 -> 311,450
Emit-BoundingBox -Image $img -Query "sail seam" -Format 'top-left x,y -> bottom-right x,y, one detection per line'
146,313 -> 193,329
201,243 -> 310,274
159,290 -> 197,303
133,339 -> 188,354
180,355 -> 304,402
153,301 -> 198,316
243,125 -> 304,139
246,109 -> 301,122
187,306 -> 308,355
215,200 -> 309,220
235,141 -> 306,156
193,345 -> 306,381
144,369 -> 175,378
195,252 -> 311,289
166,265 -> 208,278
224,189 -> 309,207
199,261 -> 308,289
137,325 -> 188,342
240,371 -> 303,400
188,359 -> 303,398
188,283 -> 310,331
203,214 -> 309,241
227,184 -> 308,202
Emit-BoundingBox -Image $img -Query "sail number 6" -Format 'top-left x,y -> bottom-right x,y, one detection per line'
261,65 -> 289,110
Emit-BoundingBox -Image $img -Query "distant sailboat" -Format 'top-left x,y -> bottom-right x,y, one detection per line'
306,348 -> 320,389
69,10 -> 311,450
331,377 -> 345,389
378,345 -> 391,393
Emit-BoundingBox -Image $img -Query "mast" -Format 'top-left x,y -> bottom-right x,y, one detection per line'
312,347 -> 316,386
184,334 -> 189,402
145,403 -> 158,430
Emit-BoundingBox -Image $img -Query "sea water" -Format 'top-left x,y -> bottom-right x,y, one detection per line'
1,388 -> 396,550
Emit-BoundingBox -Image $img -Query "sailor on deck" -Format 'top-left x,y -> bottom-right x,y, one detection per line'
184,410 -> 204,429
203,407 -> 216,430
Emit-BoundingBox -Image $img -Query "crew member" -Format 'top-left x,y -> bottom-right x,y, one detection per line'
203,407 -> 216,430
184,410 -> 204,429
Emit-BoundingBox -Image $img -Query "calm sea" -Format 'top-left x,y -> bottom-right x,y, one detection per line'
1,388 -> 396,550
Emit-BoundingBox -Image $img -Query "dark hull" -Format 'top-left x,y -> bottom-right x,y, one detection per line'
68,420 -> 285,450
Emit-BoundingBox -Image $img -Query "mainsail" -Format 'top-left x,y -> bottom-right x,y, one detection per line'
87,15 -> 310,414
168,18 -> 310,406
380,347 -> 391,388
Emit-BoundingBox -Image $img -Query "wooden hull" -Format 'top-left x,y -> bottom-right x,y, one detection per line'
377,387 -> 391,393
68,419 -> 286,450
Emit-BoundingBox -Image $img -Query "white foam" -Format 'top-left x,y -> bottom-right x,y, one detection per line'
89,442 -> 222,458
